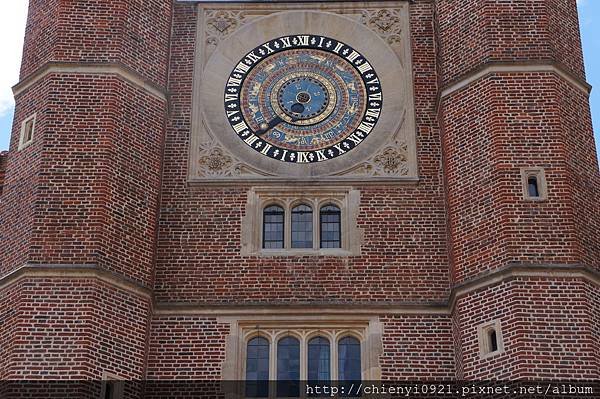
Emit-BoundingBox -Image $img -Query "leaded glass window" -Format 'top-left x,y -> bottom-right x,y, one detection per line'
277,336 -> 300,397
291,204 -> 313,248
263,205 -> 285,249
308,336 -> 330,386
320,204 -> 341,248
338,336 -> 361,382
246,337 -> 270,398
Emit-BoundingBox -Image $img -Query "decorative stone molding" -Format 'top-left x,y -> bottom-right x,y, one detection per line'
196,143 -> 273,178
361,9 -> 403,46
189,1 -> 418,185
204,10 -> 248,58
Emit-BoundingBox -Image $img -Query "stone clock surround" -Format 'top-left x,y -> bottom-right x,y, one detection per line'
188,1 -> 418,184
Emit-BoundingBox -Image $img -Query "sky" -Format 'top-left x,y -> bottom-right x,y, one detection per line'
0,1 -> 599,164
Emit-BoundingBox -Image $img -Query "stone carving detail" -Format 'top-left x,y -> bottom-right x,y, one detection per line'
337,140 -> 409,177
361,9 -> 403,45
198,145 -> 233,175
205,10 -> 247,49
197,144 -> 271,178
372,141 -> 410,175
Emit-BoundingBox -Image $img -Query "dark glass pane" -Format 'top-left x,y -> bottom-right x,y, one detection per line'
320,205 -> 341,249
104,382 -> 113,399
291,204 -> 313,248
277,336 -> 300,397
246,337 -> 270,398
263,205 -> 284,249
308,336 -> 330,387
528,177 -> 539,197
338,336 -> 361,382
489,330 -> 498,352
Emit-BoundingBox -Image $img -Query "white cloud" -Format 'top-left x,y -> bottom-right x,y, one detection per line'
0,2 -> 28,117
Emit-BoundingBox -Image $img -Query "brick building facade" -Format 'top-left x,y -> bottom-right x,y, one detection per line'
0,0 -> 598,396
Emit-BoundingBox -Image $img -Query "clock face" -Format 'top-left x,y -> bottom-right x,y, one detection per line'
224,35 -> 383,163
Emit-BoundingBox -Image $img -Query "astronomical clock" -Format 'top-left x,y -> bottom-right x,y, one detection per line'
190,3 -> 417,183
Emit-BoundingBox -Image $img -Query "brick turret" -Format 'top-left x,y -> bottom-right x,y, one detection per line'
436,0 -> 599,379
0,0 -> 172,381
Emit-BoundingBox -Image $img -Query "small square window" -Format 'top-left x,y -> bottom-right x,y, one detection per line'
18,114 -> 37,150
100,372 -> 124,399
521,168 -> 548,201
478,320 -> 504,359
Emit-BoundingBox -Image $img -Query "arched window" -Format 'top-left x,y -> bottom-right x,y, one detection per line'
527,176 -> 540,198
308,336 -> 331,385
263,205 -> 284,249
246,337 -> 270,398
291,204 -> 313,248
277,336 -> 300,397
320,204 -> 341,248
338,336 -> 361,382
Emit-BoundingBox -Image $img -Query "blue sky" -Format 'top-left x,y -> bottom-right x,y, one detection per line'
0,2 -> 599,164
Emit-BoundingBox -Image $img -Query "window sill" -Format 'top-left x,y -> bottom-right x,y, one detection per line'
256,248 -> 355,257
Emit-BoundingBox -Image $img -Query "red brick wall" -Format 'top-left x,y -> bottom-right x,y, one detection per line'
1,278 -> 150,379
2,0 -> 172,282
147,317 -> 229,379
437,0 -> 598,282
0,0 -> 172,382
453,277 -> 598,379
155,0 -> 450,307
441,74 -> 583,282
0,281 -> 20,380
557,80 -> 600,271
436,0 -> 585,86
20,0 -> 171,86
0,151 -> 7,197
380,315 -> 455,379
0,78 -> 48,274
0,0 -> 598,382
589,282 -> 600,374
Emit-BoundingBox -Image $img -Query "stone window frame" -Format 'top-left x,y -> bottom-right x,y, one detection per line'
520,167 -> 548,201
477,319 -> 504,359
18,113 -> 37,151
100,371 -> 125,399
221,316 -> 383,384
241,187 -> 362,256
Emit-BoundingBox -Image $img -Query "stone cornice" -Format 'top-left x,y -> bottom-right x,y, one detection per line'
12,62 -> 168,101
0,263 -> 598,315
0,263 -> 154,300
439,61 -> 592,101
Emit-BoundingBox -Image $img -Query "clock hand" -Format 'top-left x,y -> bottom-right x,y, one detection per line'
255,103 -> 305,136
255,115 -> 285,136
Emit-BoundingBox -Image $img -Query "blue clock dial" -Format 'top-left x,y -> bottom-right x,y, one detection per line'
224,35 -> 383,163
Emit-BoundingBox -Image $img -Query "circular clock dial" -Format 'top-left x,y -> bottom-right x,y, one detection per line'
224,35 -> 383,163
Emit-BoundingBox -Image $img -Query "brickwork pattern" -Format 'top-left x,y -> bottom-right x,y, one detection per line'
0,278 -> 150,379
0,0 -> 598,383
154,0 -> 451,305
441,74 -> 584,282
0,151 -> 7,197
0,75 -> 167,286
0,78 -> 49,274
556,80 -> 600,271
20,0 -> 171,87
453,277 -> 599,379
380,315 -> 455,379
436,0 -> 585,86
146,317 -> 229,379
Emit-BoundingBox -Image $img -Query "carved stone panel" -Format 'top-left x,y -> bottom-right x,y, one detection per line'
188,1 -> 418,185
